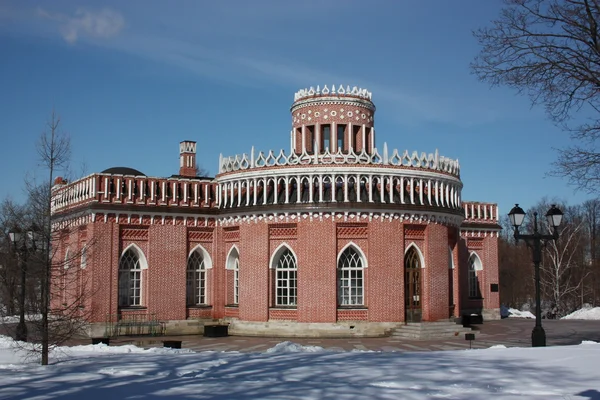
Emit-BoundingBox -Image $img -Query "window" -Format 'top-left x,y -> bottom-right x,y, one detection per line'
323,125 -> 331,152
80,246 -> 87,269
338,246 -> 364,306
227,246 -> 240,305
468,253 -> 482,298
234,257 -> 240,304
337,125 -> 345,151
118,249 -> 142,307
187,250 -> 207,305
275,248 -> 297,306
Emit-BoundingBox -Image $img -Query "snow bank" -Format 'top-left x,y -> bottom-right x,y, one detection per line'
264,341 -> 327,354
562,307 -> 600,320
508,308 -> 535,318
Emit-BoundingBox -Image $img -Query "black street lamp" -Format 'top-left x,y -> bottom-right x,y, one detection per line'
508,204 -> 563,347
9,226 -> 39,342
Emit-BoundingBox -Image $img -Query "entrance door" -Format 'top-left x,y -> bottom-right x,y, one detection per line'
405,247 -> 422,322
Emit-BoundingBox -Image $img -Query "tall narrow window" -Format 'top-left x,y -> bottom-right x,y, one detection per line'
227,246 -> 240,305
338,246 -> 364,305
468,253 -> 482,298
323,125 -> 331,152
337,125 -> 345,151
187,251 -> 207,305
118,249 -> 142,307
275,248 -> 297,306
233,257 -> 240,304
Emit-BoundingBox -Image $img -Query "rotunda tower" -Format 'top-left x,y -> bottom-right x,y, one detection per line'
290,85 -> 375,155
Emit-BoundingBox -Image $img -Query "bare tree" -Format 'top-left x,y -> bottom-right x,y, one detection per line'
538,204 -> 589,315
472,0 -> 600,192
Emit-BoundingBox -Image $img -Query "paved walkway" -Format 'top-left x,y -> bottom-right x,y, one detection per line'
83,318 -> 600,353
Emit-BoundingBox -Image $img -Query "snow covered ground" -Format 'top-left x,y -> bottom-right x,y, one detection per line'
563,307 -> 600,320
1,336 -> 599,399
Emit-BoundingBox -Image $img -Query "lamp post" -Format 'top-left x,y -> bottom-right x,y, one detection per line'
9,226 -> 39,342
508,204 -> 563,347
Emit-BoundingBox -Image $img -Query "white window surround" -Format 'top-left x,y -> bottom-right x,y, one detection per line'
118,245 -> 147,307
187,250 -> 207,305
404,243 -> 425,268
80,246 -> 87,269
188,244 -> 213,269
225,245 -> 240,270
448,246 -> 454,270
337,244 -> 366,306
64,248 -> 71,270
336,241 -> 368,269
468,251 -> 483,298
269,242 -> 298,269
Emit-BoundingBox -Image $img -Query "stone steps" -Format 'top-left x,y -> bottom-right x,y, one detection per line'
390,322 -> 474,340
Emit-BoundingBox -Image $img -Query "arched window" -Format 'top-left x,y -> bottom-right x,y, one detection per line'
187,250 -> 207,305
275,248 -> 297,306
468,253 -> 483,298
80,246 -> 87,269
227,246 -> 240,305
338,246 -> 364,306
118,248 -> 142,307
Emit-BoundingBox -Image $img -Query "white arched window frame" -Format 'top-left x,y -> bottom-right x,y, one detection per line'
226,245 -> 240,305
186,244 -> 213,306
270,243 -> 298,306
80,245 -> 87,269
337,242 -> 367,306
118,244 -> 148,307
64,248 -> 71,270
404,243 -> 426,268
468,252 -> 483,298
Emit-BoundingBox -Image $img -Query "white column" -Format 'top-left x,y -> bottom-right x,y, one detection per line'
356,174 -> 361,202
348,122 -> 353,152
302,125 -> 306,154
309,177 -> 314,203
184,182 -> 188,203
400,177 -> 405,204
238,180 -> 242,206
368,175 -> 373,202
332,122 -> 337,153
205,184 -> 210,206
427,179 -> 432,206
319,175 -> 324,202
380,176 -> 385,203
274,179 -> 278,205
297,176 -> 302,203
331,175 -> 336,202
194,183 -> 198,204
246,180 -> 251,206
419,179 -> 424,205
344,175 -> 349,202
253,179 -> 258,206
362,125 -> 366,153
284,177 -> 290,204
315,123 -> 320,154
263,178 -> 267,205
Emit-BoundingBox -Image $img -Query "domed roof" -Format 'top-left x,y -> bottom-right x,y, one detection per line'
101,167 -> 146,176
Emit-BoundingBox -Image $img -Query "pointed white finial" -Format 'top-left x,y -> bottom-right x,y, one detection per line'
332,84 -> 336,94
251,146 -> 255,168
316,85 -> 320,94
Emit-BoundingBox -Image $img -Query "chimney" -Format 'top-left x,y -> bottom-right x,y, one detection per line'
179,140 -> 197,177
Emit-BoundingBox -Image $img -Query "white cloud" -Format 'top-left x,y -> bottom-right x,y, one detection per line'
37,7 -> 124,44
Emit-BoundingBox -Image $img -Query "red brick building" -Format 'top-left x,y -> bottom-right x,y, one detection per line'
51,85 -> 501,337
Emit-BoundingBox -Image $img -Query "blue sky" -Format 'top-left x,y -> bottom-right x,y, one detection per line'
0,0 -> 594,216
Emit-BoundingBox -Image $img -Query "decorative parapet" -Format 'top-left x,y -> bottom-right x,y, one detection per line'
51,173 -> 217,215
293,85 -> 372,102
462,202 -> 500,225
219,145 -> 460,177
